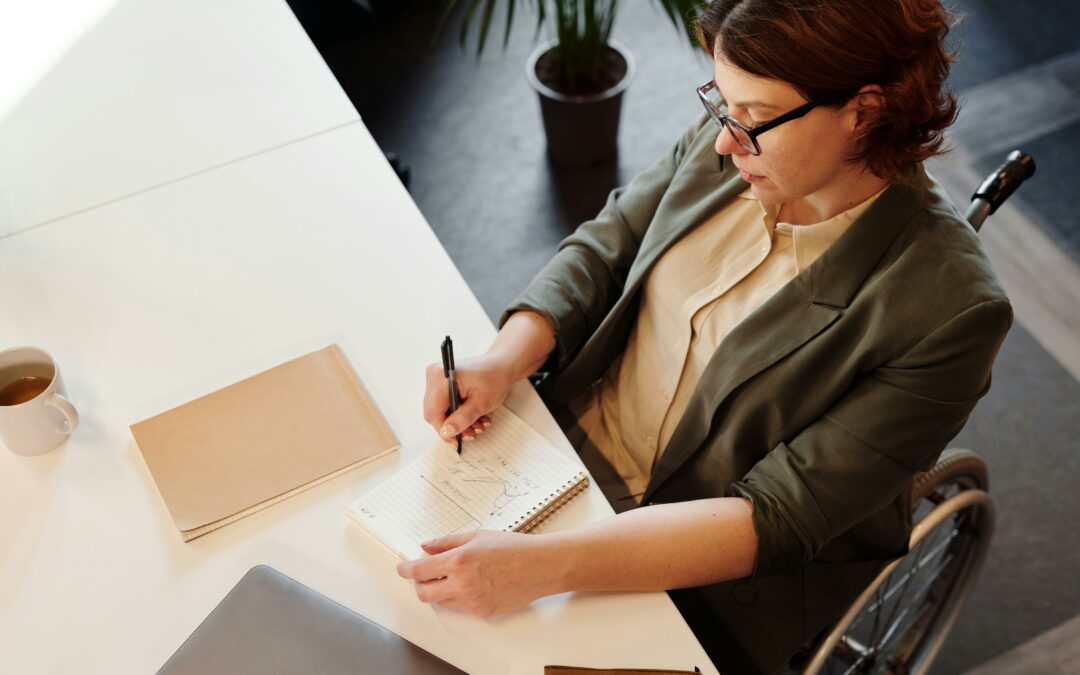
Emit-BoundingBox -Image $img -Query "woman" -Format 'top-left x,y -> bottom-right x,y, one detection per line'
398,1 -> 1012,672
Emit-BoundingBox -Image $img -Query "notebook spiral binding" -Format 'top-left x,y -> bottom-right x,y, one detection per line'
510,472 -> 590,534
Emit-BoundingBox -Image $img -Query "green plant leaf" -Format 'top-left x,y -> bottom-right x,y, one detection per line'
654,0 -> 678,27
534,0 -> 546,42
502,0 -> 517,49
601,0 -> 618,44
437,0 -> 704,78
476,0 -> 497,56
459,0 -> 484,52
432,0 -> 464,50
653,0 -> 703,47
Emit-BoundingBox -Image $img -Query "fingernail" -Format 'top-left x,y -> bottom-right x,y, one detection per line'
440,425 -> 453,437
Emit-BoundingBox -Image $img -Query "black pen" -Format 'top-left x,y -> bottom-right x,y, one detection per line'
441,335 -> 462,454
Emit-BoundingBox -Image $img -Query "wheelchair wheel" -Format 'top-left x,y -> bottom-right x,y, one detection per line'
802,449 -> 995,675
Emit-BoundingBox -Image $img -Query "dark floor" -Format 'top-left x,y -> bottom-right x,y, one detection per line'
948,322 -> 1080,673
289,1 -> 1080,672
944,0 -> 1080,92
978,119 -> 1080,257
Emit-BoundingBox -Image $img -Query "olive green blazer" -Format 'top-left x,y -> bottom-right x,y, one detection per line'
499,115 -> 1012,674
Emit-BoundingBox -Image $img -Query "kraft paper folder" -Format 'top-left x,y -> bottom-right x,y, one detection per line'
131,344 -> 399,541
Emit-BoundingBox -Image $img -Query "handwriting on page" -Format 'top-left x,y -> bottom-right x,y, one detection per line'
353,408 -> 584,550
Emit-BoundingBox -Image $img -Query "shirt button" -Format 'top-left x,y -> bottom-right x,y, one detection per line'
759,244 -> 768,252
734,582 -> 756,605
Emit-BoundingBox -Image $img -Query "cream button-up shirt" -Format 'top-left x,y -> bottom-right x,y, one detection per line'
568,186 -> 887,504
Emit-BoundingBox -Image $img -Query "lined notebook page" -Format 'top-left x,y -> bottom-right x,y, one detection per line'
347,407 -> 587,560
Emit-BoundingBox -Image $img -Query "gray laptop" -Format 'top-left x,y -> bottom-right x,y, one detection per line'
158,565 -> 466,674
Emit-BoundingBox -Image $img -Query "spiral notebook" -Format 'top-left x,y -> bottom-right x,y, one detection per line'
347,407 -> 588,560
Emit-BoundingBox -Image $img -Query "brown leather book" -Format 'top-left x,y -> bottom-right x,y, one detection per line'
545,668 -> 701,674
131,344 -> 398,541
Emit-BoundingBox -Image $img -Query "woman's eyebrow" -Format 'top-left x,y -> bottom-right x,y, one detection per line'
731,99 -> 782,112
714,85 -> 783,113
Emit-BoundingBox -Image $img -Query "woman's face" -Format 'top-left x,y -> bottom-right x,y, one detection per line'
711,57 -> 864,208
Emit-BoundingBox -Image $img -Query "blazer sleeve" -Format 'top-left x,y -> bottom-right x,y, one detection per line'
498,114 -> 710,373
728,297 -> 1013,579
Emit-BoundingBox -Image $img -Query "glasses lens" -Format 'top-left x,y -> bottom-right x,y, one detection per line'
722,120 -> 759,155
699,89 -> 726,128
699,84 -> 761,155
705,106 -> 726,128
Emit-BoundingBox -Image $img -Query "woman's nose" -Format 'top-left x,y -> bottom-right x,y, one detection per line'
715,125 -> 748,156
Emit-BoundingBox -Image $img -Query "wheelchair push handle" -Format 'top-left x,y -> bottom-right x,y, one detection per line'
966,150 -> 1036,231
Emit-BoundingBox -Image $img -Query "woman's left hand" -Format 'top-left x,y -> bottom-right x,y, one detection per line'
396,530 -> 559,617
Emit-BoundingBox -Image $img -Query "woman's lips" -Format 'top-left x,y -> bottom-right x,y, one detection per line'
739,168 -> 765,182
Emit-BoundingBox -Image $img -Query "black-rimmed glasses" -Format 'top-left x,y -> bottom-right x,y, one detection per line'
697,80 -> 860,156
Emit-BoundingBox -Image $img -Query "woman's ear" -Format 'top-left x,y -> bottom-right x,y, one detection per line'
851,84 -> 886,131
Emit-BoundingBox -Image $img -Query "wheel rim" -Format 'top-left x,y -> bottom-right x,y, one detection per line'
804,485 -> 995,675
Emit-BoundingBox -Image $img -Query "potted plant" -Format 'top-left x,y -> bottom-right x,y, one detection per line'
441,0 -> 702,166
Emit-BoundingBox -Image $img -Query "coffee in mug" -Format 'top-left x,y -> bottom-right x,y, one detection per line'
0,375 -> 52,405
0,346 -> 80,456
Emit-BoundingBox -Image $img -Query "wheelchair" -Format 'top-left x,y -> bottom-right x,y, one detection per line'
798,150 -> 1037,675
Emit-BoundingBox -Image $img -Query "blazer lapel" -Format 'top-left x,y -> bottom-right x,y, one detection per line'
643,176 -> 930,502
645,274 -> 839,499
623,153 -> 742,300
542,153 -> 745,404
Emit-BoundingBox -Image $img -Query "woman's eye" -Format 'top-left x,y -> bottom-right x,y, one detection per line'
726,104 -> 767,130
736,109 -> 764,129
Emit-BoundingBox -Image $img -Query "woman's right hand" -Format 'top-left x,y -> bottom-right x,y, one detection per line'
423,352 -> 516,443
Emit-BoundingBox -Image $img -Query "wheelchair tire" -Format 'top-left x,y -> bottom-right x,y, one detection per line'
801,448 -> 995,675
912,448 -> 989,505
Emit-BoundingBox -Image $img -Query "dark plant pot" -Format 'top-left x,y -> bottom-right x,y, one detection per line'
526,39 -> 636,167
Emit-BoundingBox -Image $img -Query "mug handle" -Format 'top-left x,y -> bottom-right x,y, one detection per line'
46,393 -> 80,435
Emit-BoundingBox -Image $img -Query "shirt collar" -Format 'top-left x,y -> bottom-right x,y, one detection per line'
740,186 -> 889,273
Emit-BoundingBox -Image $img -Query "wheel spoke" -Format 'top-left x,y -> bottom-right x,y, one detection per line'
840,650 -> 871,675
876,594 -> 934,668
866,578 -> 886,647
877,601 -> 913,656
824,481 -> 987,675
849,567 -> 898,635
874,533 -> 956,652
917,521 -> 962,570
847,515 -> 963,647
840,634 -> 870,659
873,552 -> 956,657
883,522 -> 960,606
869,535 -> 931,647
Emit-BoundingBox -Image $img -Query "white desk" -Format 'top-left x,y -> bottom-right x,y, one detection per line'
0,120 -> 718,674
0,0 -> 357,238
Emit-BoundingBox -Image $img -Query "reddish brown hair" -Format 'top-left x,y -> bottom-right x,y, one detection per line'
695,0 -> 960,183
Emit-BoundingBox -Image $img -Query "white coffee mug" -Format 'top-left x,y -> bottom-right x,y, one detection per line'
0,346 -> 80,456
